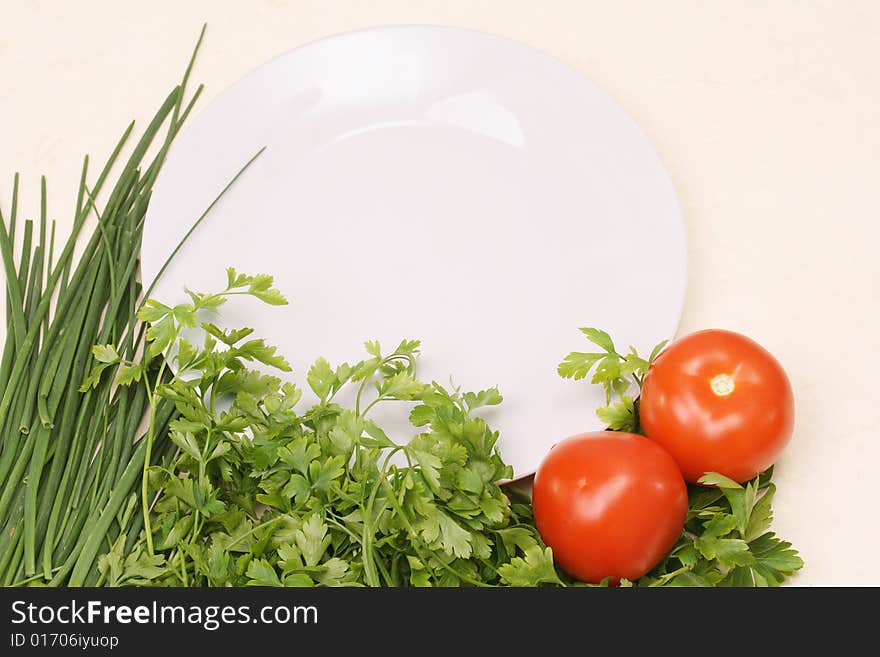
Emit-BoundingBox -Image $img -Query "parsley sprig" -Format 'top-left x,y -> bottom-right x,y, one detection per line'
558,327 -> 666,433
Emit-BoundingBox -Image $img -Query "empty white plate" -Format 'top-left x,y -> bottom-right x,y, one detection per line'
142,26 -> 687,479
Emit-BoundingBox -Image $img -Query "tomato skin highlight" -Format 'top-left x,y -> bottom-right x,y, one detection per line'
532,432 -> 687,584
640,329 -> 794,484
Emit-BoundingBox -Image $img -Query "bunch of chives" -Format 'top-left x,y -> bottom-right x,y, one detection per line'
0,30 -> 205,586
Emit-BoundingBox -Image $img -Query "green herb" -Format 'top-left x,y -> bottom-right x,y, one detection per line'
0,32 -> 208,586
558,327 -> 666,432
88,271 -> 556,587
559,328 -> 804,586
0,27 -> 264,587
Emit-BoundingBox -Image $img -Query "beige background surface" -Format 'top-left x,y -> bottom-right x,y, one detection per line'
1,0 -> 878,585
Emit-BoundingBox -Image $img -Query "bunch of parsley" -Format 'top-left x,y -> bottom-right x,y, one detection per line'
87,275 -> 802,587
89,270 -> 562,587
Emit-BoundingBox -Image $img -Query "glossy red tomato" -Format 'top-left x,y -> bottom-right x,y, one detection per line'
532,431 -> 687,584
640,329 -> 794,484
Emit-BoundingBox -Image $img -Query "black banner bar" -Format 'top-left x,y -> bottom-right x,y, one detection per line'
0,586 -> 869,652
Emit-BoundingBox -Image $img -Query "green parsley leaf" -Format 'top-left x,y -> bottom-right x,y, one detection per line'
295,515 -> 331,567
172,303 -> 197,328
463,387 -> 503,410
596,395 -> 636,431
579,327 -> 615,352
236,338 -> 292,371
619,352 -> 648,376
498,546 -> 563,586
745,484 -> 776,542
92,344 -> 120,363
146,314 -> 176,359
246,559 -> 283,587
117,363 -> 144,386
307,357 -> 335,400
748,533 -> 804,586
137,299 -> 171,323
169,430 -> 202,462
557,352 -> 605,380
648,339 -> 669,363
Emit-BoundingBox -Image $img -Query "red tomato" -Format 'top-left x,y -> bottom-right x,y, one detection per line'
532,431 -> 687,584
640,329 -> 794,484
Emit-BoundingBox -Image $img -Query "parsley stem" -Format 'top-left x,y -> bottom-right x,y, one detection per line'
223,516 -> 283,552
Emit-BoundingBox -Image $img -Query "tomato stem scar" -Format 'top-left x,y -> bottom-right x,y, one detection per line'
710,373 -> 735,397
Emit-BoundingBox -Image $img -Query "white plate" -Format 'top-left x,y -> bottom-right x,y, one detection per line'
142,26 -> 687,479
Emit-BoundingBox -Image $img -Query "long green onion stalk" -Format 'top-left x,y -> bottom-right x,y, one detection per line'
0,29 -> 206,586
